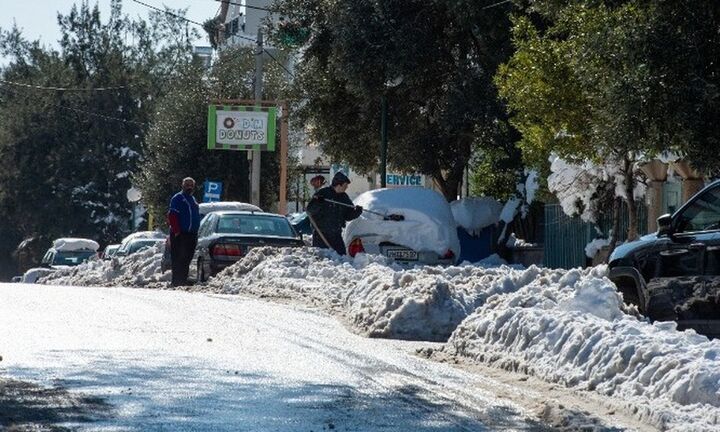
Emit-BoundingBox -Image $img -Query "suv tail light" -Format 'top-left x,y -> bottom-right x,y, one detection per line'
348,238 -> 365,257
211,243 -> 244,259
442,249 -> 455,260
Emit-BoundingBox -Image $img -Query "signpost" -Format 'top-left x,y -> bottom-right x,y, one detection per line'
207,105 -> 277,151
203,181 -> 223,203
385,173 -> 425,187
207,99 -> 288,214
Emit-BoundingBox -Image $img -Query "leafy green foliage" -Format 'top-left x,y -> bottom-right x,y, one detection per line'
495,0 -> 720,239
136,46 -> 292,223
268,0 -> 522,200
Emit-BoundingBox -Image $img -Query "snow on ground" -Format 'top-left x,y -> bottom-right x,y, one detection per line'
444,266 -> 720,431
208,247 -> 538,341
37,246 -> 720,430
39,245 -> 169,286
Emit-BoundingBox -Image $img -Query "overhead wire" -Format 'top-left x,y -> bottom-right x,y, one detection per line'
2,0 -> 508,119
0,78 -> 125,92
131,0 -> 294,78
212,0 -> 278,13
0,85 -> 153,128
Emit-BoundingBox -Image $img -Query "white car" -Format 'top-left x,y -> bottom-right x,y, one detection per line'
199,201 -> 262,219
22,237 -> 100,283
343,188 -> 460,265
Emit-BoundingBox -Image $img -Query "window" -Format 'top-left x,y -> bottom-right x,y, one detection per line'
675,187 -> 720,233
53,250 -> 95,266
216,215 -> 294,237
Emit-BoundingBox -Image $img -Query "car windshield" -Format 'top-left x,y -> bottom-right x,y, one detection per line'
216,215 -> 295,237
676,186 -> 720,232
53,250 -> 95,266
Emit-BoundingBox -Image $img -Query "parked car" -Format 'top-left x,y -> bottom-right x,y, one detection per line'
287,212 -> 312,235
343,188 -> 460,265
102,244 -> 121,260
191,211 -> 304,282
609,179 -> 720,337
199,201 -> 262,219
115,238 -> 164,257
22,238 -> 100,283
161,202 -> 263,272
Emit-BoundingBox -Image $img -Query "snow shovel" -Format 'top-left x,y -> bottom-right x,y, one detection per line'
321,197 -> 405,221
306,213 -> 333,249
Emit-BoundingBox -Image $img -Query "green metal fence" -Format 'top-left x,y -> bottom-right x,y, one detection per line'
543,203 -> 648,269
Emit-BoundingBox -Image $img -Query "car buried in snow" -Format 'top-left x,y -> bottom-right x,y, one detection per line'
609,179 -> 720,337
115,238 -> 165,257
343,188 -> 460,265
190,210 -> 304,282
22,237 -> 100,283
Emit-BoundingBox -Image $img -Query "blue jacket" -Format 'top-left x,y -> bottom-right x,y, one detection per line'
168,192 -> 201,234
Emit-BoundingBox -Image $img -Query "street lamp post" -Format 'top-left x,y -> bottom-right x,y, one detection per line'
380,94 -> 388,188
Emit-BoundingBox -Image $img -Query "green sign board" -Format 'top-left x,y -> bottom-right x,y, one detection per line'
207,105 -> 277,151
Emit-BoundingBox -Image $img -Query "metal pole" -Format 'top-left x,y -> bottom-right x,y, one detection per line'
251,29 -> 263,207
380,94 -> 387,188
279,100 -> 288,215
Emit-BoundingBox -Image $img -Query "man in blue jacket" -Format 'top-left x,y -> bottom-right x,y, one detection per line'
167,177 -> 201,286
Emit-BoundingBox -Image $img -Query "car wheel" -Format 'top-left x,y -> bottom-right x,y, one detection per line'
197,258 -> 206,283
646,289 -> 677,322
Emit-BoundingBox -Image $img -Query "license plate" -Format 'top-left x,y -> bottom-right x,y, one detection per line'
386,249 -> 418,261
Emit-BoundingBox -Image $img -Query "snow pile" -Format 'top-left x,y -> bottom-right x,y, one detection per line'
445,266 -> 720,431
585,238 -> 611,258
38,246 -> 169,286
212,247 -> 578,341
450,197 -> 502,235
52,238 -> 100,252
344,188 -> 460,257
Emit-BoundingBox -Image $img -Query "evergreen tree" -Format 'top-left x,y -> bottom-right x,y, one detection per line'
0,0 -> 197,275
268,0 -> 521,200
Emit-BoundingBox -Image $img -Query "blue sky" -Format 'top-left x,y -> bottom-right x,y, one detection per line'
1,0 -> 214,55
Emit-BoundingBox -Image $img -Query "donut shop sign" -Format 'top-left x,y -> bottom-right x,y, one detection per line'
207,105 -> 277,151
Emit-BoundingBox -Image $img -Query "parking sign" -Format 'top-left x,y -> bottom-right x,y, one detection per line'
203,181 -> 223,203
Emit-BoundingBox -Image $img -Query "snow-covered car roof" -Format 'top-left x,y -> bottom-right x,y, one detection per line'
52,238 -> 100,252
450,197 -> 503,235
199,201 -> 262,216
120,231 -> 166,247
344,188 -> 460,257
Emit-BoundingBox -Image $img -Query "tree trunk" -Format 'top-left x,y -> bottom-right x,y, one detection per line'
623,157 -> 639,241
432,138 -> 471,201
606,197 -> 622,263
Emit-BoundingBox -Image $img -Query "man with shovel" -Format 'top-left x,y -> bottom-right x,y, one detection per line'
306,171 -> 363,255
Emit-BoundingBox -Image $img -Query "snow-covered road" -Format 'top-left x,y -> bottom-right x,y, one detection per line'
0,283 -> 571,431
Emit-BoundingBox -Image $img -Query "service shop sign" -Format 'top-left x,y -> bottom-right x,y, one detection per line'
207,105 -> 277,151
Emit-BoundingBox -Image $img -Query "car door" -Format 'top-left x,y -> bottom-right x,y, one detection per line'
655,185 -> 720,278
194,213 -> 216,261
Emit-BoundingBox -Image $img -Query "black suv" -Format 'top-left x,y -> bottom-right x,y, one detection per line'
609,180 -> 720,337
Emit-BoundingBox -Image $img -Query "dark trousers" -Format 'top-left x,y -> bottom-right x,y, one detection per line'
171,232 -> 197,286
312,231 -> 346,255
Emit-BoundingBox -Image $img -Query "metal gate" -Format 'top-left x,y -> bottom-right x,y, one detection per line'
543,203 -> 648,269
